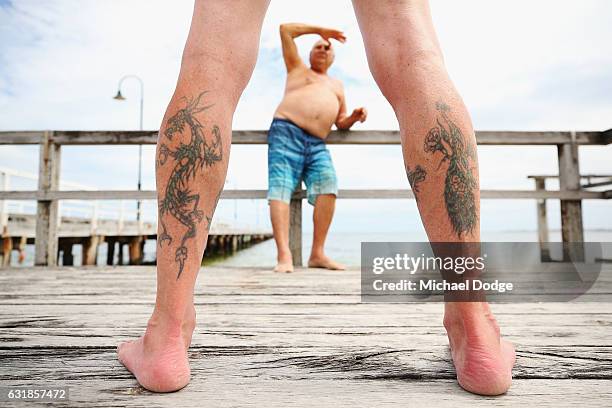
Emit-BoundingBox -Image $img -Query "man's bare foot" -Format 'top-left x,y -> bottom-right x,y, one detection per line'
274,262 -> 294,273
117,308 -> 196,393
274,252 -> 294,273
308,255 -> 346,270
443,302 -> 515,395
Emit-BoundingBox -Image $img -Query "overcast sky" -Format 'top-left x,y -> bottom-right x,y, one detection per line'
0,0 -> 610,236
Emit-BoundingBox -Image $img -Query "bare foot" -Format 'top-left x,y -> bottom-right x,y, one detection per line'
274,252 -> 294,273
117,309 -> 195,393
274,262 -> 294,273
443,302 -> 516,396
308,255 -> 346,270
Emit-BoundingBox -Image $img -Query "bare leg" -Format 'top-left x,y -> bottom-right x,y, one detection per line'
116,0 -> 270,392
308,194 -> 345,270
270,200 -> 293,272
352,0 -> 515,395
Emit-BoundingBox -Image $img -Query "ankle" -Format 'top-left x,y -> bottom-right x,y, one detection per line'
309,250 -> 325,260
277,249 -> 293,263
149,306 -> 196,332
444,302 -> 485,324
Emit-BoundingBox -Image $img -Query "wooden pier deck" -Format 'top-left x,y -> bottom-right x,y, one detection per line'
1,265 -> 611,407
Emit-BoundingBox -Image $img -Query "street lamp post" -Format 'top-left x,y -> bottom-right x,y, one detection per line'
114,75 -> 144,222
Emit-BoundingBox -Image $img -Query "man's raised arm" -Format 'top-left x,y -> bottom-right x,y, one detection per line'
279,23 -> 346,72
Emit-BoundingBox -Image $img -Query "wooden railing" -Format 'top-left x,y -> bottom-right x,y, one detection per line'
1,129 -> 611,266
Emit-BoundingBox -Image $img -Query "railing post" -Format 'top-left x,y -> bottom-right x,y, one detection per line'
289,185 -> 303,267
1,237 -> 12,267
557,136 -> 584,261
128,236 -> 144,265
90,202 -> 99,234
118,200 -> 125,234
83,235 -> 100,266
0,172 -> 9,235
35,131 -> 61,266
534,177 -> 551,261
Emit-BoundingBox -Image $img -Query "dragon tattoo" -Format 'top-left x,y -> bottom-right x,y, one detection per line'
424,102 -> 478,237
157,91 -> 222,279
406,164 -> 427,198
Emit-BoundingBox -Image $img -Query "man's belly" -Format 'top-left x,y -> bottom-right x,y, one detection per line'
274,87 -> 339,139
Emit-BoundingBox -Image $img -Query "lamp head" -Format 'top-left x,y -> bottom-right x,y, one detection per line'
113,90 -> 126,101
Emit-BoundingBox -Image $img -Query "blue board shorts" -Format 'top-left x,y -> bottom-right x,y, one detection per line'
267,118 -> 338,206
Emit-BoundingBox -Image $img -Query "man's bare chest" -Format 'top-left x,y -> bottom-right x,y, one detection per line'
286,73 -> 339,98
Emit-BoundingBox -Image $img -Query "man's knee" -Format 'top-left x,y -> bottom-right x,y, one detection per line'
355,0 -> 446,104
179,0 -> 268,96
313,194 -> 337,206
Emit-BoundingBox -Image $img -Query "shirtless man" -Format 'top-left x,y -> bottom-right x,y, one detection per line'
117,0 -> 515,396
268,23 -> 367,273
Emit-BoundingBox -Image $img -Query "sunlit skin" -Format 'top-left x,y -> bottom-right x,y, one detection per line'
271,23 -> 367,273
117,0 -> 514,396
274,24 -> 367,139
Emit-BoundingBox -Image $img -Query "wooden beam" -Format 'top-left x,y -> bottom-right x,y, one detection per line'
534,178 -> 550,262
82,235 -> 100,266
117,241 -> 124,265
106,239 -> 115,266
0,131 -> 44,144
34,132 -> 61,266
1,236 -> 12,267
128,236 -> 144,265
51,130 -> 158,145
0,188 -> 607,201
289,188 -> 303,267
602,128 -> 612,145
1,129 -> 608,146
59,240 -> 74,266
528,174 -> 612,179
557,142 -> 584,261
474,131 -> 603,145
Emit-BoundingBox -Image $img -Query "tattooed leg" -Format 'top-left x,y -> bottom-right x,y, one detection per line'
406,164 -> 427,201
117,0 -> 270,393
352,0 -> 515,396
158,219 -> 172,246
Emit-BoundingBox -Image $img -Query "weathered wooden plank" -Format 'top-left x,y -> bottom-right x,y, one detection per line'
558,143 -> 585,253
0,131 -> 44,144
4,294 -> 610,305
0,188 -> 607,201
1,265 -> 611,406
289,191 -> 303,266
1,277 -> 610,298
602,128 -> 612,145
0,346 -> 610,380
0,312 -> 612,349
34,132 -> 60,266
534,178 -> 551,261
2,264 -> 609,277
2,267 -> 610,302
0,378 -> 609,408
3,304 -> 611,329
1,263 -> 609,282
2,280 -> 610,298
2,325 -> 611,348
3,300 -> 612,316
1,129 -> 607,145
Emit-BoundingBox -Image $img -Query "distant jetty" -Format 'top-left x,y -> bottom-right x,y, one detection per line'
0,212 -> 271,266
